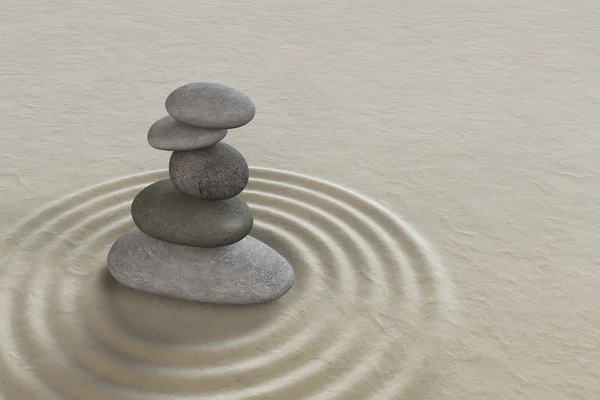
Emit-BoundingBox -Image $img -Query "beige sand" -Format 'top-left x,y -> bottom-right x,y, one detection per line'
1,0 -> 599,399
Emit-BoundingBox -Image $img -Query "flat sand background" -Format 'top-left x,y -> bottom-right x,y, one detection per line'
1,1 -> 599,399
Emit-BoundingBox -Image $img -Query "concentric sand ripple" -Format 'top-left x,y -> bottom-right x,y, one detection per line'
0,168 -> 456,399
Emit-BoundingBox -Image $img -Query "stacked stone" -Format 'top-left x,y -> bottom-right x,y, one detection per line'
107,83 -> 294,305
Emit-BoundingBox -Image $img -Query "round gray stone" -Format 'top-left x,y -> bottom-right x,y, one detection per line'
107,228 -> 295,304
131,179 -> 253,247
147,116 -> 227,151
165,82 -> 256,129
169,142 -> 249,200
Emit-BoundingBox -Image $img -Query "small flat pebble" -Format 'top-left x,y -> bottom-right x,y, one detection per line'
165,82 -> 255,129
169,142 -> 249,200
131,179 -> 253,247
148,116 -> 227,151
107,228 -> 295,304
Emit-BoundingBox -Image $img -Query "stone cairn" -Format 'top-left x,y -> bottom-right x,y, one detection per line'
107,83 -> 295,305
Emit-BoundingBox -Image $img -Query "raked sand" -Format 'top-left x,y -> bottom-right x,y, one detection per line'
1,1 -> 599,399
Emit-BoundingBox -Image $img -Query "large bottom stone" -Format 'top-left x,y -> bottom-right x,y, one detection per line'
107,228 -> 294,304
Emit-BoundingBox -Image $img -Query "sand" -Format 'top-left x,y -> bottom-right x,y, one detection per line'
1,0 -> 599,399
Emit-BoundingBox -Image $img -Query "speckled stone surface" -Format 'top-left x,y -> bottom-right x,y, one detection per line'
165,82 -> 255,129
107,228 -> 295,304
169,142 -> 249,200
147,116 -> 227,151
131,179 -> 253,247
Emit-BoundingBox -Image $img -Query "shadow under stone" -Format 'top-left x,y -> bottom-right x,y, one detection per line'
95,267 -> 288,346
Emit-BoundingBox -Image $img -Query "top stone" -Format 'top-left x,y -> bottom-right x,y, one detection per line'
165,83 -> 256,129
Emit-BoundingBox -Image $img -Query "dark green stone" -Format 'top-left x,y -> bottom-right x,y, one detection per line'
131,179 -> 253,247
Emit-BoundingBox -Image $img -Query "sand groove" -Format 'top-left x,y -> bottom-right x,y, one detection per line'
0,168 -> 455,399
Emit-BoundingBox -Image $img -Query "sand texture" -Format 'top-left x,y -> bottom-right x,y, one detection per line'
1,0 -> 600,399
